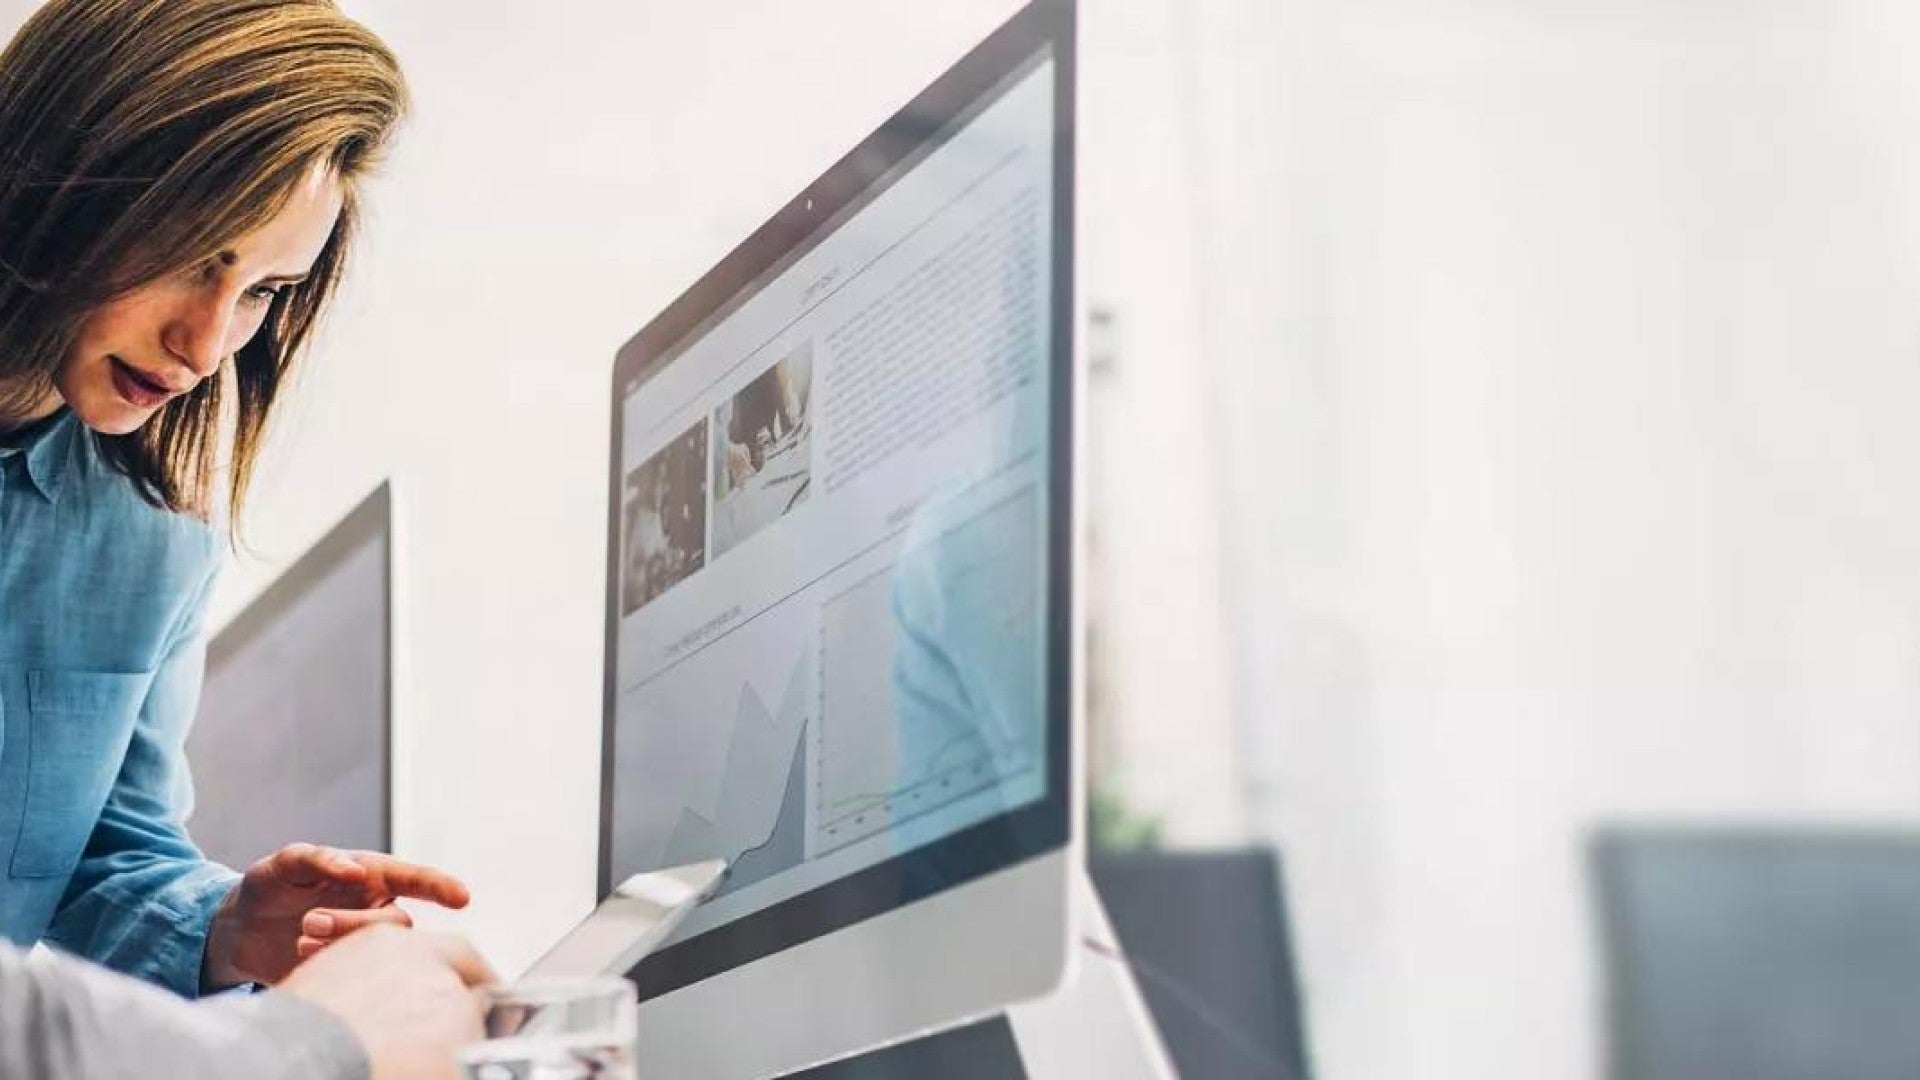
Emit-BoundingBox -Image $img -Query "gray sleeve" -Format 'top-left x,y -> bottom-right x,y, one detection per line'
0,942 -> 369,1080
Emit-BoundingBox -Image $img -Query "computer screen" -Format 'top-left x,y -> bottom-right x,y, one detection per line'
603,13 -> 1070,1002
187,484 -> 391,869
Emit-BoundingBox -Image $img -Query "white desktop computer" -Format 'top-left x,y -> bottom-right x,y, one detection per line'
596,3 -> 1162,1076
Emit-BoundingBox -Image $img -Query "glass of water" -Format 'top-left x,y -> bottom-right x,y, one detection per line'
459,978 -> 638,1080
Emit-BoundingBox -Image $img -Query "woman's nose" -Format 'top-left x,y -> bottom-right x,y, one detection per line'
160,295 -> 234,379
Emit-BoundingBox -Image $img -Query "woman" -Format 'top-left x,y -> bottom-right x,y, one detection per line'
0,0 -> 470,999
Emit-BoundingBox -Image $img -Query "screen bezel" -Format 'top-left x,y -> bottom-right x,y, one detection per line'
203,481 -> 394,856
599,0 -> 1076,1002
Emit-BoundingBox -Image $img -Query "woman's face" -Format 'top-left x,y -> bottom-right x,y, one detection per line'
55,166 -> 345,435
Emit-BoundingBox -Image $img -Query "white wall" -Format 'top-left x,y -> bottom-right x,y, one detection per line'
1078,1 -> 1248,846
1188,2 -> 1920,1078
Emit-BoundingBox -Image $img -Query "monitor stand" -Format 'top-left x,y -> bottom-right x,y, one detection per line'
782,871 -> 1175,1080
1005,869 -> 1177,1078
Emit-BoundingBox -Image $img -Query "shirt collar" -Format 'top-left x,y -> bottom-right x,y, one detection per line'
12,409 -> 80,504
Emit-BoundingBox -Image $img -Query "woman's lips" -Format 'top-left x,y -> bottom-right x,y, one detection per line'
108,357 -> 177,409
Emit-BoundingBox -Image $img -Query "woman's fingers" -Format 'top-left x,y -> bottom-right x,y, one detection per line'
266,843 -> 369,890
302,904 -> 414,941
347,851 -> 472,909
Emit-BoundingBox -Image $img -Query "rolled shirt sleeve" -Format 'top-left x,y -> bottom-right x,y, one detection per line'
43,559 -> 240,998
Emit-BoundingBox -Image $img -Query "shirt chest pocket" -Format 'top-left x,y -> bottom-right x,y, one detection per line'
10,670 -> 153,880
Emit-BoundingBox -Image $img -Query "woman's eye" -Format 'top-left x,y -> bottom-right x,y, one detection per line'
242,283 -> 283,306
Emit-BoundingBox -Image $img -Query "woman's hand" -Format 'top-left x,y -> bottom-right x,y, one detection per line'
201,842 -> 471,991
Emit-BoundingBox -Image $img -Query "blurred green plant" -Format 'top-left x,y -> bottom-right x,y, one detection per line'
1090,785 -> 1164,853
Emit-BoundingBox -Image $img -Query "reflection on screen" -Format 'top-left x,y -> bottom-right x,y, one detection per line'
187,501 -> 389,870
609,52 -> 1055,944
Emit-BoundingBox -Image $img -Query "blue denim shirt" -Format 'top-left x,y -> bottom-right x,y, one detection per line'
0,410 -> 238,998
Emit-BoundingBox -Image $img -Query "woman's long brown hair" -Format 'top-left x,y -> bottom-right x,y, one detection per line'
0,0 -> 406,527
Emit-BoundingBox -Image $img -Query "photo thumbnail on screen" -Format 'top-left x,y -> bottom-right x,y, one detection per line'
623,418 -> 709,616
712,341 -> 814,558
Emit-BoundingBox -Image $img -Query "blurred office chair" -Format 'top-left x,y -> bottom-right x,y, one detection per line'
1593,828 -> 1920,1080
1090,847 -> 1313,1080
